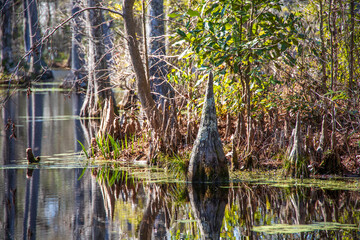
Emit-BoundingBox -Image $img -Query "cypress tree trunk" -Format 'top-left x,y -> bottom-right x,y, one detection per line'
187,72 -> 229,183
286,113 -> 309,178
23,0 -> 30,62
123,0 -> 180,153
23,0 -> 52,78
348,0 -> 354,100
25,0 -> 43,74
0,0 -> 13,73
148,0 -> 174,106
70,0 -> 86,85
148,0 -> 180,151
123,0 -> 164,136
80,0 -> 113,117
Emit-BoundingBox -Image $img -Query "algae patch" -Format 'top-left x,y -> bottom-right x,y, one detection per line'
252,222 -> 358,234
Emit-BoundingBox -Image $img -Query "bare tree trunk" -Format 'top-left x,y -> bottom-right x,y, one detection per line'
0,0 -> 13,73
70,0 -> 86,86
286,113 -> 309,178
23,0 -> 30,62
2,95 -> 17,239
80,0 -> 113,117
148,0 -> 173,107
187,72 -> 229,183
245,1 -> 254,153
148,0 -> 180,150
123,0 -> 163,135
348,0 -> 354,103
24,0 -> 44,74
328,0 -> 336,150
319,0 -> 328,95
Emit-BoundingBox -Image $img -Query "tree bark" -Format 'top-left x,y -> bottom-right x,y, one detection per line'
123,0 -> 162,134
123,0 -> 180,153
148,0 -> 174,107
187,72 -> 229,183
286,113 -> 309,178
319,0 -> 328,95
23,0 -> 30,62
0,0 -> 13,73
70,0 -> 86,85
24,0 -> 44,74
348,0 -> 354,99
80,0 -> 113,117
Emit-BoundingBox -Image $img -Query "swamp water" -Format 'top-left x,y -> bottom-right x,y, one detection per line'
1,74 -> 360,239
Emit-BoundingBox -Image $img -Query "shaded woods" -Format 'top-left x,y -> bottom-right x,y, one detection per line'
1,0 -> 360,180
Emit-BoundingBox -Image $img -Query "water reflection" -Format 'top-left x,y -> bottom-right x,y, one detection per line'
189,184 -> 228,240
2,93 -> 17,239
94,168 -> 360,239
1,82 -> 360,239
0,85 -> 110,239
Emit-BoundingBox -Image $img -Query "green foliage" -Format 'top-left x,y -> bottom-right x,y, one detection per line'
171,0 -> 304,116
77,140 -> 89,159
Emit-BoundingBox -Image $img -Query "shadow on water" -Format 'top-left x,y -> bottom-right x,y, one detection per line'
1,76 -> 360,239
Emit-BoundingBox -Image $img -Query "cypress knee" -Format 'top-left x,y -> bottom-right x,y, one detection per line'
187,72 -> 229,183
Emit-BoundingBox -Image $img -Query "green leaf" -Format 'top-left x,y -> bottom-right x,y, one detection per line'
77,168 -> 87,180
176,29 -> 187,38
168,12 -> 180,18
186,9 -> 200,17
77,140 -> 89,159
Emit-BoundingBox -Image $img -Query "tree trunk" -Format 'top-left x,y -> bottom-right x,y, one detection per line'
245,1 -> 254,153
123,0 -> 160,127
187,72 -> 229,183
101,14 -> 114,67
80,0 -> 113,118
24,0 -> 44,74
286,112 -> 309,178
23,0 -> 30,62
318,115 -> 328,153
319,0 -> 328,95
348,0 -> 354,100
70,0 -> 86,86
0,0 -> 13,73
148,0 -> 174,107
147,0 -> 180,151
328,0 -> 336,150
123,0 -> 180,154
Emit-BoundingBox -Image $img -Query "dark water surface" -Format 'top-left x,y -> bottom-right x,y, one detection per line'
1,76 -> 360,239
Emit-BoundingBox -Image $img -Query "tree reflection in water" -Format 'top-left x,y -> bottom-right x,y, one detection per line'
95,168 -> 360,239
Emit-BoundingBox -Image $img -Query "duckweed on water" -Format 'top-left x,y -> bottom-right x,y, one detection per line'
231,170 -> 360,191
252,222 -> 358,234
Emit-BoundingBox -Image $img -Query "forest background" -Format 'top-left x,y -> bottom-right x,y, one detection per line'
1,0 -> 360,178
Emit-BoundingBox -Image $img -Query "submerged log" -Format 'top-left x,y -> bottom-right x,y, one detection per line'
187,72 -> 229,183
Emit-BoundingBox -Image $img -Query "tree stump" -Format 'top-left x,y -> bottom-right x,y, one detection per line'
187,72 -> 229,183
26,148 -> 40,163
